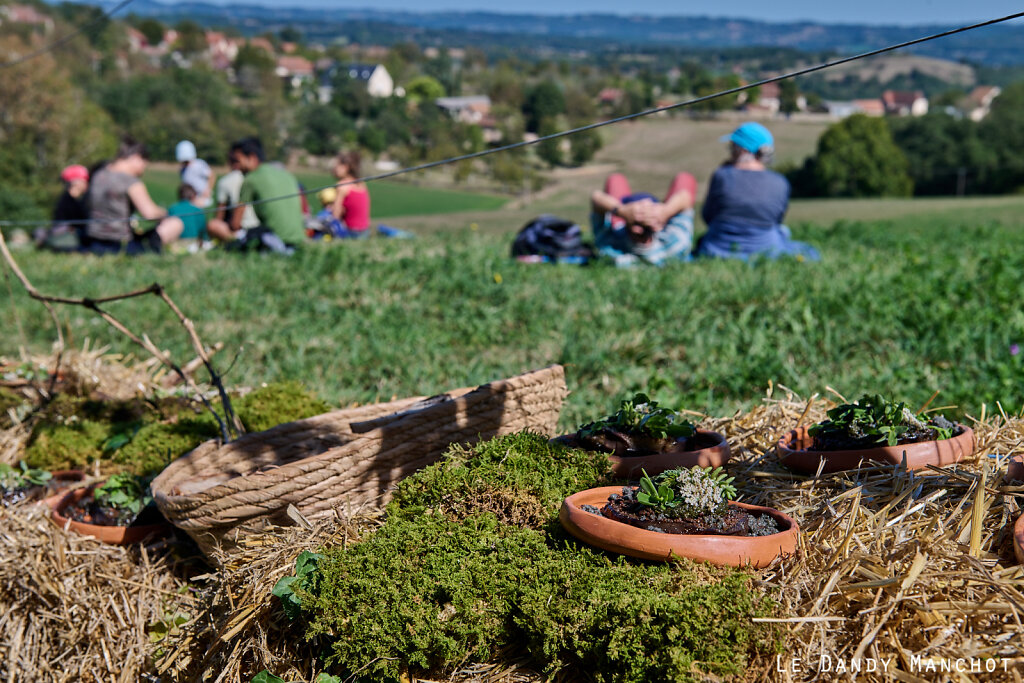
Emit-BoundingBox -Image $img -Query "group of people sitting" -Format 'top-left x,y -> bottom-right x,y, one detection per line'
44,137 -> 372,256
590,122 -> 819,265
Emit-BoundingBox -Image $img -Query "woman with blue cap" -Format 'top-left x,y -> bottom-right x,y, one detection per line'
697,122 -> 818,261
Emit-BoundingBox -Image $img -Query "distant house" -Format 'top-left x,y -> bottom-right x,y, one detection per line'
276,55 -> 314,88
436,96 -> 492,124
0,4 -> 54,32
882,90 -> 928,116
757,82 -> 781,113
125,26 -> 177,58
965,85 -> 1001,122
205,31 -> 238,70
824,99 -> 885,118
317,63 -> 393,103
598,88 -> 624,106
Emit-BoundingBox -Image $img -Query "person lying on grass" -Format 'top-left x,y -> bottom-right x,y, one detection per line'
590,171 -> 696,267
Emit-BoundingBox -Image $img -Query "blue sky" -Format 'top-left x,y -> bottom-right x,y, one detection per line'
194,1 -> 1024,26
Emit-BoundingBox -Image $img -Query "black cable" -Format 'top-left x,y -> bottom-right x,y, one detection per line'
0,0 -> 138,70
2,9 -> 1022,228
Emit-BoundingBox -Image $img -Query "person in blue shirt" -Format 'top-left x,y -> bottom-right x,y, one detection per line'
697,122 -> 819,261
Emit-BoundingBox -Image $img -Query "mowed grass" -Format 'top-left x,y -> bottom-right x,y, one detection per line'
142,168 -> 506,220
3,198 -> 1023,431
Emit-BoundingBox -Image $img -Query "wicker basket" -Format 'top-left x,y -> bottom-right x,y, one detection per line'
152,366 -> 568,557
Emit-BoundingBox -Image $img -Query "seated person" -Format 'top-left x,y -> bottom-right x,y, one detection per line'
697,122 -> 819,261
306,187 -> 362,240
176,140 -> 215,208
207,150 -> 259,240
206,137 -> 304,254
590,171 -> 696,266
331,150 -> 371,237
167,183 -> 210,247
36,164 -> 90,251
84,138 -> 183,255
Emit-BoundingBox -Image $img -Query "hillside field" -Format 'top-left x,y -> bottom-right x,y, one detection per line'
4,117 -> 1023,427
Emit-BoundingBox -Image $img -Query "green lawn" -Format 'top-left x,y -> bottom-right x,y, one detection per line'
4,197 -> 1023,430
142,168 -> 506,220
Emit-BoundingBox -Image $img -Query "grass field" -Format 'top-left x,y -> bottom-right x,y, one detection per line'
4,119 -> 1023,429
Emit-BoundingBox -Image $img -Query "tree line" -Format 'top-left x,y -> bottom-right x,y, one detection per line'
786,82 -> 1024,198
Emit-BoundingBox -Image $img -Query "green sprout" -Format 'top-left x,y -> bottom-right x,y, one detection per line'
578,393 -> 695,439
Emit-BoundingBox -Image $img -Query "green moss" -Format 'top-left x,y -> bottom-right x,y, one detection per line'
300,432 -> 783,682
389,431 -> 613,525
0,387 -> 23,428
235,381 -> 332,433
21,383 -> 333,477
24,417 -> 109,471
113,416 -> 220,475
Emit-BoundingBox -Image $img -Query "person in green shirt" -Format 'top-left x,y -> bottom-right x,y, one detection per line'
208,137 -> 304,253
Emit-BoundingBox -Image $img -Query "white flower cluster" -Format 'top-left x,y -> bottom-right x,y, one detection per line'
673,468 -> 727,516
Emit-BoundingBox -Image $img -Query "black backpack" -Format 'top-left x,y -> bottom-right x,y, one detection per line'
511,214 -> 591,260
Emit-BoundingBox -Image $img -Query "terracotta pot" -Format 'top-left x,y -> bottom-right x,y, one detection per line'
555,430 -> 731,479
776,425 -> 975,474
1014,514 -> 1024,566
49,487 -> 170,545
1007,455 -> 1024,483
559,486 -> 799,568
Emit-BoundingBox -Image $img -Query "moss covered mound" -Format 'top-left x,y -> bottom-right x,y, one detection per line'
24,382 -> 332,477
298,432 -> 782,682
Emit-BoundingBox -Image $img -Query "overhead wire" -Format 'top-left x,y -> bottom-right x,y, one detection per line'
1,9 -> 1022,229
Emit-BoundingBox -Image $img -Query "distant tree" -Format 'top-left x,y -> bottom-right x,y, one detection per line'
804,114 -> 912,197
779,78 -> 800,116
536,119 -> 563,167
979,81 -> 1024,193
889,114 -> 996,195
279,26 -> 302,43
569,128 -> 602,167
486,65 -> 525,109
136,18 -> 166,46
405,75 -> 446,103
331,74 -> 372,118
296,104 -> 352,156
424,49 -> 457,96
174,20 -> 206,55
524,79 -> 565,133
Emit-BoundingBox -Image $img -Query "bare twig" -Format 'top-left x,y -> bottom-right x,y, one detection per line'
0,230 -> 240,441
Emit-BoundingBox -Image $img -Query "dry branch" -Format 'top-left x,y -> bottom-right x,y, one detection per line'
0,230 -> 240,441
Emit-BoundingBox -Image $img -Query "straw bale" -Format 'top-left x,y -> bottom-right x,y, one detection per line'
0,501 -> 187,682
4,382 -> 1024,682
701,386 -> 1024,682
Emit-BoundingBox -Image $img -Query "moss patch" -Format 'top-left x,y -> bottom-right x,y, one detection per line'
0,387 -> 25,429
299,432 -> 783,682
234,381 -> 332,433
23,382 -> 332,477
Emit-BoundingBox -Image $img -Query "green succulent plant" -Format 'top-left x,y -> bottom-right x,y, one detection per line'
635,466 -> 737,518
578,393 -> 695,439
808,394 -> 952,447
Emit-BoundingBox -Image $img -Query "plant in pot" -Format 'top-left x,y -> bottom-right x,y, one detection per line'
50,472 -> 170,545
0,461 -> 85,506
559,466 -> 799,567
556,393 -> 729,478
777,394 -> 975,474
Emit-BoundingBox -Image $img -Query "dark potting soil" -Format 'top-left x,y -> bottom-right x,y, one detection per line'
807,425 -> 963,453
596,493 -> 782,536
572,429 -> 718,458
1,486 -> 39,506
64,498 -> 165,527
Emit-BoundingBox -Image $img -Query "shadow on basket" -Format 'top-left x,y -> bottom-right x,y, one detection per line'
151,365 -> 568,559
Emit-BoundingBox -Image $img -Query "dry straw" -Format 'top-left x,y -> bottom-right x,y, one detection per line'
2,381 -> 1023,682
